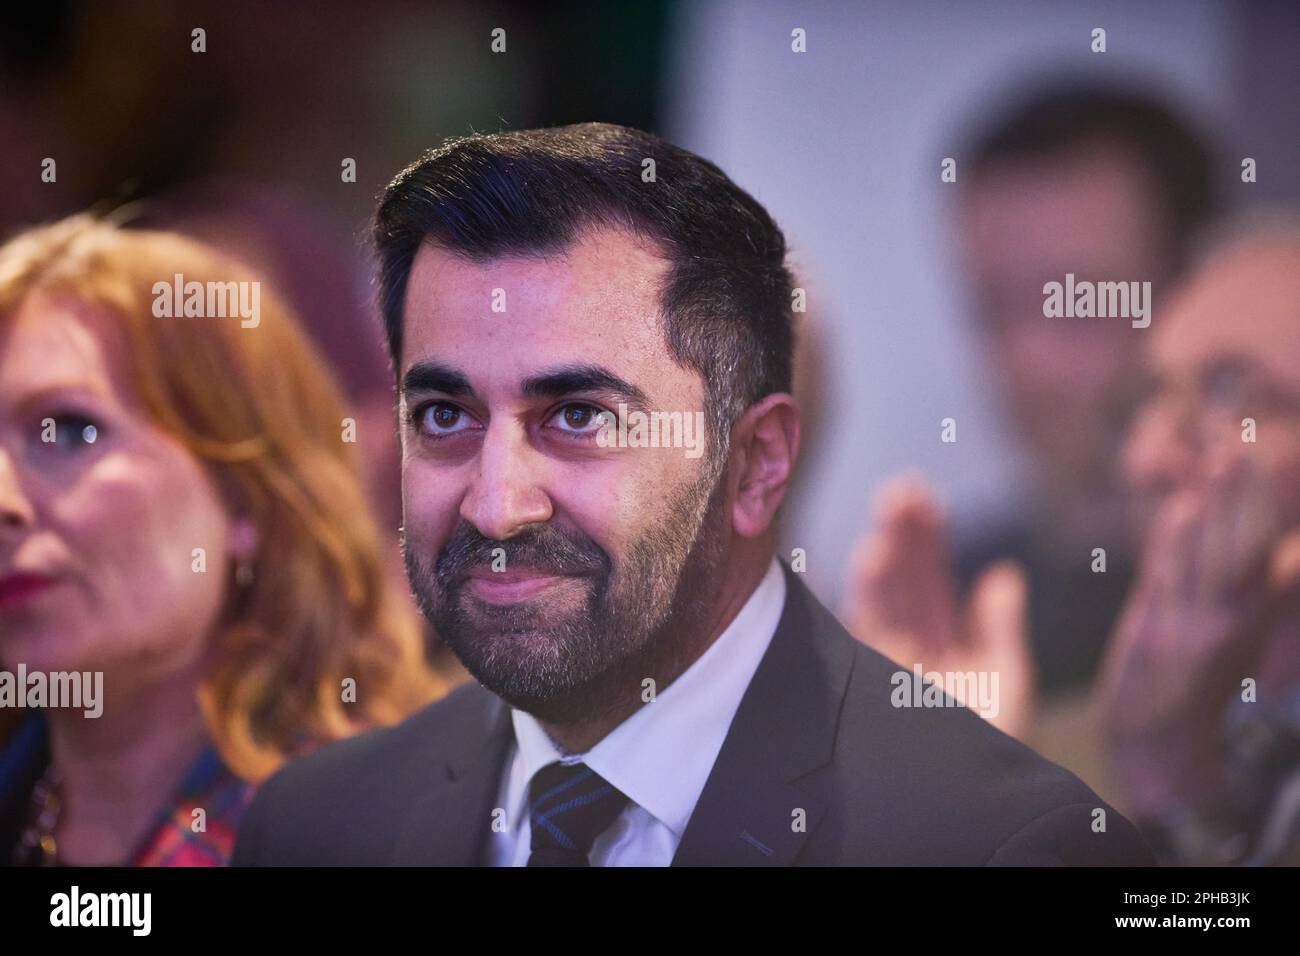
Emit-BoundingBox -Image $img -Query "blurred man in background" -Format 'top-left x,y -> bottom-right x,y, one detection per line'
1098,218 -> 1300,865
841,85 -> 1221,740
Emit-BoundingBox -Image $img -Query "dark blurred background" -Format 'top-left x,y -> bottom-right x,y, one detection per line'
0,1 -> 671,228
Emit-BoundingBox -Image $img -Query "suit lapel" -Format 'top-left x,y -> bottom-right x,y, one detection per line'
672,562 -> 854,866
390,686 -> 513,865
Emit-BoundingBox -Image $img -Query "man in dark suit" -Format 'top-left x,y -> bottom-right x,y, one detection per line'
234,122 -> 1153,866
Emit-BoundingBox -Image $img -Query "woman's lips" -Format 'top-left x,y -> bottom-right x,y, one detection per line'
0,572 -> 61,610
463,568 -> 575,604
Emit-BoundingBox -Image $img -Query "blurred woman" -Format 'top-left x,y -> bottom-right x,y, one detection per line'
0,214 -> 444,866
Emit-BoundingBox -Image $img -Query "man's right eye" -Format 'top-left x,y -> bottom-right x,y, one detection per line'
413,401 -> 473,436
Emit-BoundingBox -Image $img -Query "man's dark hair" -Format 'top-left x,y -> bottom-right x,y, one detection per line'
373,122 -> 794,449
965,82 -> 1220,272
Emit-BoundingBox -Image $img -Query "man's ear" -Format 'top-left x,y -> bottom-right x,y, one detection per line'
728,392 -> 801,539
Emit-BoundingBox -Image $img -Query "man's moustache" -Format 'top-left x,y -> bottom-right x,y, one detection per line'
435,534 -> 607,585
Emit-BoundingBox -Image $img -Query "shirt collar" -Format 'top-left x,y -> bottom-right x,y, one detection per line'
509,556 -> 787,837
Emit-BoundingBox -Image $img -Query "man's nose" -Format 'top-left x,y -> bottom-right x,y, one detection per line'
1123,398 -> 1198,496
459,422 -> 553,540
0,447 -> 35,541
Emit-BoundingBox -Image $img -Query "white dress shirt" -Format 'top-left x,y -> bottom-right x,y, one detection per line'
487,556 -> 788,866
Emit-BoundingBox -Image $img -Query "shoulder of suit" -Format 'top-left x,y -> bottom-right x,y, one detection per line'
803,625 -> 1149,860
256,679 -> 499,802
785,577 -> 1108,822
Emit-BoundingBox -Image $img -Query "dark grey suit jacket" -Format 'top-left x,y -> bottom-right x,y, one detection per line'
233,562 -> 1155,865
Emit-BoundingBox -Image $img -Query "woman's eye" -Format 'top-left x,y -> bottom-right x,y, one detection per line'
37,414 -> 103,452
416,402 -> 473,435
551,403 -> 610,434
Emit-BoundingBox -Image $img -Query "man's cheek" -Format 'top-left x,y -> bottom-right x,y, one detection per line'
401,510 -> 447,563
403,474 -> 460,535
551,486 -> 631,561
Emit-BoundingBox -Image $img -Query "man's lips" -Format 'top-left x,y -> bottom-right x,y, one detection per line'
0,572 -> 61,610
461,567 -> 580,604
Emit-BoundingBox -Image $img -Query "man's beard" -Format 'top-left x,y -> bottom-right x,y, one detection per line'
403,463 -> 729,726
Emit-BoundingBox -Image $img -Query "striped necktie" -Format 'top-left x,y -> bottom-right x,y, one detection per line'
526,761 -> 630,866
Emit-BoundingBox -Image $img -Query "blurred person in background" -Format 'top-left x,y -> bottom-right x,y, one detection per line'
0,214 -> 442,866
840,83 -> 1220,740
1096,218 -> 1300,865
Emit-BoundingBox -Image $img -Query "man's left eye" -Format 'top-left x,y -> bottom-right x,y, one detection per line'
551,403 -> 609,433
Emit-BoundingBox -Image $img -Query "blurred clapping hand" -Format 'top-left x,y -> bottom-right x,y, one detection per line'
1097,449 -> 1291,826
839,476 -> 1036,739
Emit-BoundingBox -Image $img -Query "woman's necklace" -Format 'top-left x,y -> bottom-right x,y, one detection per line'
13,764 -> 62,866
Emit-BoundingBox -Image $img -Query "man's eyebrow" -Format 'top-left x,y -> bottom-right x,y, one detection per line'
521,365 -> 650,410
401,360 -> 476,399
